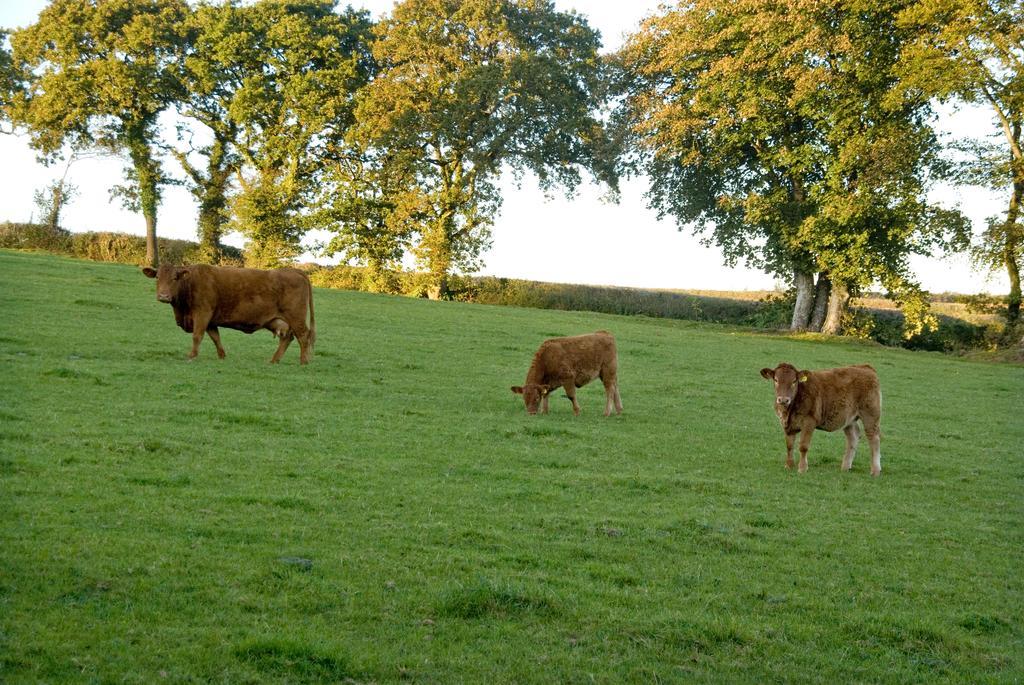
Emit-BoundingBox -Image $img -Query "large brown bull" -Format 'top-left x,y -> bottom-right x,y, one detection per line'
142,264 -> 316,364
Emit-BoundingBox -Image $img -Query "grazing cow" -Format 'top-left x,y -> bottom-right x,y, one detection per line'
142,264 -> 316,364
511,331 -> 622,416
760,363 -> 882,476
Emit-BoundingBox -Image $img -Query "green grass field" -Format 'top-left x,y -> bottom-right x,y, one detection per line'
1,249 -> 1022,683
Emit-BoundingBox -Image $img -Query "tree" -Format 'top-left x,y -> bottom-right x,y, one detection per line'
349,0 -> 617,299
169,0 -> 244,262
897,0 -> 1024,327
221,0 -> 373,268
10,0 -> 189,267
33,155 -> 79,230
33,179 -> 78,229
318,145 -> 425,292
0,30 -> 15,134
617,0 -> 966,334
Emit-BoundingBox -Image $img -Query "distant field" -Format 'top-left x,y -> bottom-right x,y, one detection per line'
1,249 -> 1022,683
668,288 -> 998,326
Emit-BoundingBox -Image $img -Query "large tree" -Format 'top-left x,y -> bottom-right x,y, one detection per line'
898,0 -> 1023,328
618,0 -> 966,334
223,0 -> 373,267
348,0 -> 617,299
169,0 -> 246,262
10,0 -> 189,266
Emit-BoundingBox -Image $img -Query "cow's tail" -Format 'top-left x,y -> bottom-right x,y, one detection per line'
306,275 -> 316,355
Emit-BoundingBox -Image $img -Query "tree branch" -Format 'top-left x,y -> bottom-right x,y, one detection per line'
980,82 -> 1023,162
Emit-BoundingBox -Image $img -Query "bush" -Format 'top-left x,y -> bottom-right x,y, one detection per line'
69,231 -> 148,263
308,264 -> 368,291
0,222 -> 243,266
0,222 -> 72,252
864,307 -> 988,353
741,290 -> 794,329
469,276 -> 761,323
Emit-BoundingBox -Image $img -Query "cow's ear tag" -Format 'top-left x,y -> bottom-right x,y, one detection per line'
541,388 -> 548,396
798,373 -> 808,383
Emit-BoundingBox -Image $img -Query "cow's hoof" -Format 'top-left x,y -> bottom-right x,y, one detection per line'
871,469 -> 881,477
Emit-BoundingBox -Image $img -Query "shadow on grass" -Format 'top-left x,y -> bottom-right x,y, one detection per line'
125,473 -> 191,488
435,577 -> 559,620
624,616 -> 756,656
501,425 -> 579,439
42,367 -> 108,385
842,617 -> 976,675
235,638 -> 365,682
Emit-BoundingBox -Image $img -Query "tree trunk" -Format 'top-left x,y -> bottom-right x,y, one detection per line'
822,282 -> 850,335
808,272 -> 831,332
424,212 -> 455,300
196,180 -> 226,262
46,182 -> 72,229
197,201 -> 223,261
426,272 -> 450,301
128,134 -> 160,267
1005,177 -> 1022,326
425,244 -> 453,299
197,137 -> 231,262
1007,240 -> 1021,327
790,270 -> 814,330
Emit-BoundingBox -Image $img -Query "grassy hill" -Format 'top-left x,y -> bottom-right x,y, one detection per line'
1,249 -> 1021,683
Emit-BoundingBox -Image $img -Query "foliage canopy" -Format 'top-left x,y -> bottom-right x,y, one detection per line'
9,0 -> 191,266
897,0 -> 1024,327
343,0 -> 617,298
617,0 -> 968,334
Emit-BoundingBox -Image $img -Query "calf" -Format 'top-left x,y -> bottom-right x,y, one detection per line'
511,331 -> 622,416
759,363 -> 882,476
142,264 -> 316,364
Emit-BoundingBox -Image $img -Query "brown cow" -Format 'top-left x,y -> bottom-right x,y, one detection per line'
511,331 -> 622,416
142,264 -> 316,364
760,363 -> 882,476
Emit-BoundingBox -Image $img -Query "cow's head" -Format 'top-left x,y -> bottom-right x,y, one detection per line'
142,265 -> 189,303
511,383 -> 549,415
760,363 -> 808,408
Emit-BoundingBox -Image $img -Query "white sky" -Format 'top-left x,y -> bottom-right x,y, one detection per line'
0,0 -> 1011,295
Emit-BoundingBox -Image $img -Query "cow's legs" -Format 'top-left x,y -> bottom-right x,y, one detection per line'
842,423 -> 861,471
600,367 -> 621,416
291,320 -> 312,365
206,326 -> 226,359
270,332 -> 294,364
863,414 -> 882,477
602,378 -> 615,416
784,432 -> 796,470
562,381 -> 581,416
188,311 -> 212,360
797,428 -> 814,473
541,393 -> 550,414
